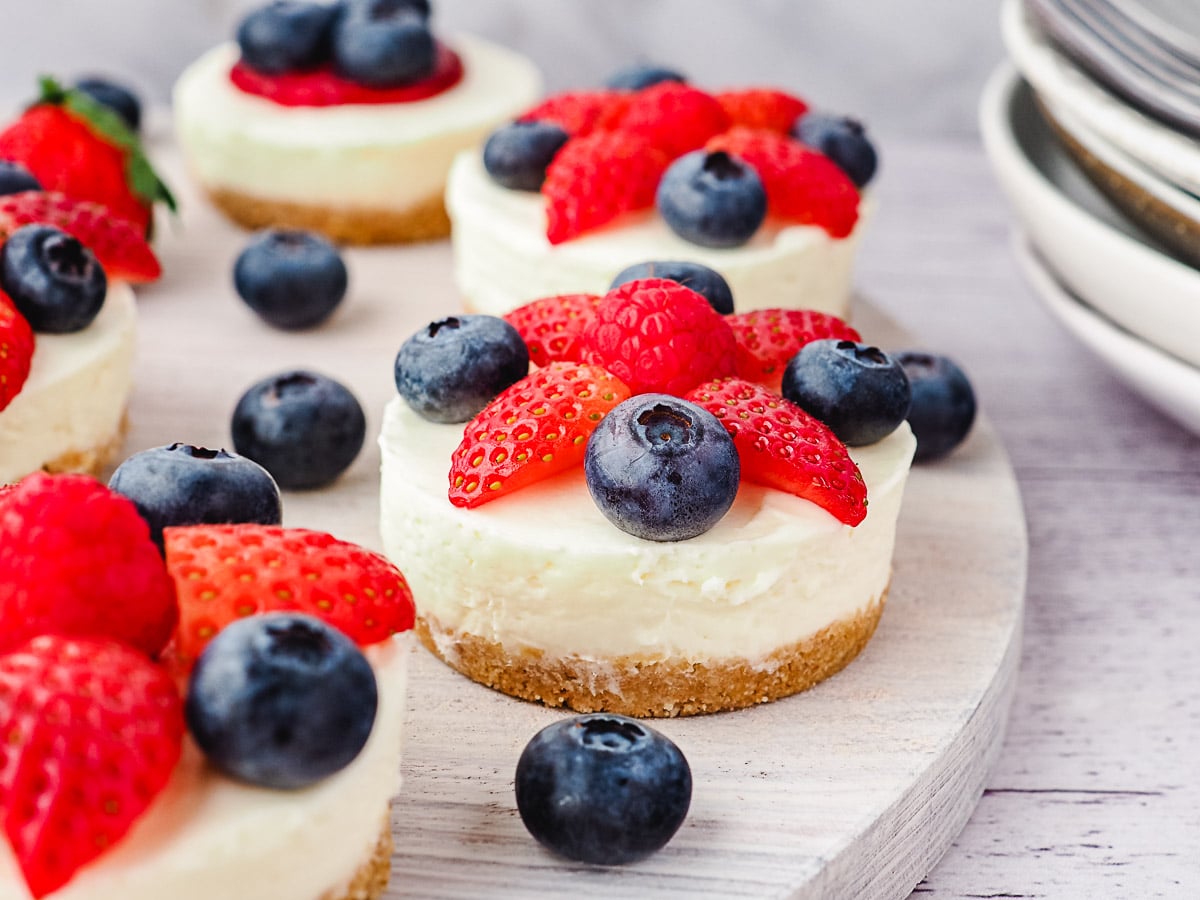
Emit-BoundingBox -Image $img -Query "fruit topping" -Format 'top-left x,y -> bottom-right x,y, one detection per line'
617,82 -> 731,158
685,377 -> 867,526
0,160 -> 40,197
519,90 -> 631,138
448,361 -> 631,509
232,370 -> 366,489
0,289 -> 34,413
656,149 -> 767,248
0,190 -> 162,283
609,260 -> 735,315
781,339 -> 912,446
0,473 -> 178,656
237,1 -> 342,75
707,127 -> 859,238
483,120 -> 570,192
0,634 -> 184,898
503,292 -> 602,366
395,314 -> 530,423
0,224 -> 106,334
515,714 -> 692,865
233,228 -> 348,330
185,612 -> 377,789
72,76 -> 142,133
584,394 -> 739,541
543,130 -> 668,244
581,277 -> 737,396
793,111 -> 878,188
895,351 -> 977,461
163,523 -> 414,673
716,88 -> 809,134
333,0 -> 437,88
108,444 -> 283,552
604,64 -> 688,92
728,308 -> 861,387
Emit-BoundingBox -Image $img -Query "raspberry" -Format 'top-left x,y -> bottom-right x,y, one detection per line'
618,82 -> 730,158
503,293 -> 603,366
0,473 -> 178,656
0,635 -> 184,898
520,90 -> 631,136
162,524 -> 415,674
582,278 -> 738,396
542,131 -> 668,244
708,127 -> 860,237
0,289 -> 34,413
716,88 -> 808,134
728,308 -> 861,387
449,362 -> 631,509
684,378 -> 867,525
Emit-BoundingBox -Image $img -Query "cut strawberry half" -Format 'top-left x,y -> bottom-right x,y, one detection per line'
728,308 -> 861,387
716,88 -> 808,134
0,289 -> 34,413
520,90 -> 632,137
618,82 -> 731,157
503,293 -> 602,366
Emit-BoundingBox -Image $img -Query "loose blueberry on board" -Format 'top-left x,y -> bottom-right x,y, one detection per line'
233,229 -> 348,330
0,159 -> 41,196
792,112 -> 878,188
186,612 -> 378,790
515,714 -> 692,865
232,370 -> 366,490
656,150 -> 767,249
604,64 -> 687,91
395,314 -> 529,423
585,394 -> 739,542
482,121 -> 570,192
333,0 -> 437,88
109,443 -> 283,551
781,339 -> 911,446
236,0 -> 342,75
895,351 -> 977,462
73,76 -> 142,132
0,224 -> 106,334
609,260 -> 735,315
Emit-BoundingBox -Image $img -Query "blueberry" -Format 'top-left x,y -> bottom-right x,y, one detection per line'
482,121 -> 570,192
516,714 -> 691,865
895,351 -> 977,462
233,229 -> 348,331
604,64 -> 687,91
609,260 -> 735,315
186,612 -> 377,790
333,0 -> 436,88
232,370 -> 366,490
0,160 -> 41,196
108,444 -> 282,551
0,224 -> 106,334
781,340 -> 911,446
792,112 -> 878,188
73,76 -> 142,132
394,315 -> 529,423
236,1 -> 340,75
656,150 -> 767,249
585,395 -> 738,542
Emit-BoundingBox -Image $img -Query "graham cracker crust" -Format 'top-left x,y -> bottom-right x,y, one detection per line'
415,593 -> 887,717
320,820 -> 393,900
41,412 -> 128,478
206,186 -> 451,245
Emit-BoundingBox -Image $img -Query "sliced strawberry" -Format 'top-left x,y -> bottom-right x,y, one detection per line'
0,191 -> 161,283
716,88 -> 808,134
0,289 -> 34,413
618,82 -> 731,157
707,127 -> 860,238
0,634 -> 183,898
449,362 -> 631,509
520,90 -> 631,137
685,377 -> 867,526
728,308 -> 861,387
503,293 -> 602,366
542,131 -> 668,244
162,524 -> 414,674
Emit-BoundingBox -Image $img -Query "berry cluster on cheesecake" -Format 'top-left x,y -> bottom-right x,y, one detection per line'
174,0 -> 542,244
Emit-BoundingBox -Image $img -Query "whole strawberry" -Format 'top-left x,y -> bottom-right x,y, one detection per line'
0,634 -> 184,898
0,288 -> 34,412
0,473 -> 178,656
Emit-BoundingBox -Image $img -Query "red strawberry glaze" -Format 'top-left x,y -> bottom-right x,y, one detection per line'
229,42 -> 464,107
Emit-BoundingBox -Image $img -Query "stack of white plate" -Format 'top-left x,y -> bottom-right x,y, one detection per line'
983,0 -> 1200,434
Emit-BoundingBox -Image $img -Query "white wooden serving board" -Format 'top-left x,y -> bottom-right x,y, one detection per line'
127,146 -> 1028,899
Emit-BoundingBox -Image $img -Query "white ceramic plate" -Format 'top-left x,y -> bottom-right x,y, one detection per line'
1014,236 -> 1200,436
1001,0 -> 1200,193
979,64 -> 1200,368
